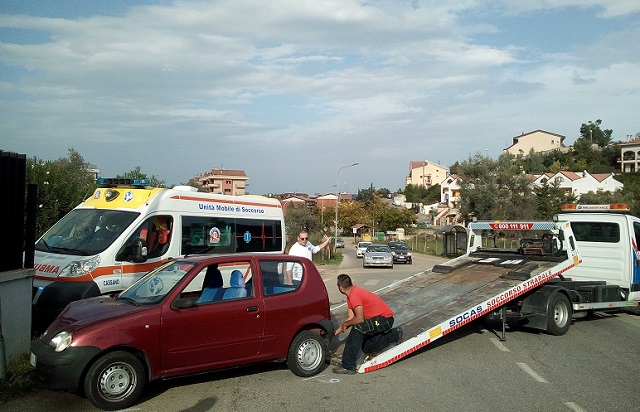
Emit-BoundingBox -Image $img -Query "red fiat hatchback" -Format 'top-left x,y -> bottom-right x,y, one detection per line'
31,254 -> 334,410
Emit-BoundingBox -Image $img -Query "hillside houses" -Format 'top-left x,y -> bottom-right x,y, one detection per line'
528,171 -> 623,196
429,170 -> 623,226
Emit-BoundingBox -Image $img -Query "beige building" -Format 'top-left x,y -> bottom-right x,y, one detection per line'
503,130 -> 566,156
405,160 -> 449,188
618,135 -> 640,173
193,168 -> 248,196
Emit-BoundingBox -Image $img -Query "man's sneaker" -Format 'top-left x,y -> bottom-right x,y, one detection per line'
333,366 -> 356,375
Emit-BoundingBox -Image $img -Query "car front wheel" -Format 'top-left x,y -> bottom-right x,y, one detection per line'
287,331 -> 327,377
84,351 -> 145,411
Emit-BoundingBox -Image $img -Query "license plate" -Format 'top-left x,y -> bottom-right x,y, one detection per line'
30,352 -> 36,367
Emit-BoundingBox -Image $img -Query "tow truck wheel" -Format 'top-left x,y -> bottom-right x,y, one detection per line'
287,330 -> 327,377
546,293 -> 572,336
84,351 -> 145,411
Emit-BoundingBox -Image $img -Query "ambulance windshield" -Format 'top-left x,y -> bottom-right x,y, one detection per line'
36,209 -> 139,255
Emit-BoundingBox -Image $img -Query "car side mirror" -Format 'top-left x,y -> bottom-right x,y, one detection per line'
172,298 -> 197,309
129,239 -> 149,263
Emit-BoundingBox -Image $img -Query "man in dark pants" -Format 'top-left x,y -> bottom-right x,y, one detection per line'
333,274 -> 403,374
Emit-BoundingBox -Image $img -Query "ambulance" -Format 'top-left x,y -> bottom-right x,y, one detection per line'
32,177 -> 285,332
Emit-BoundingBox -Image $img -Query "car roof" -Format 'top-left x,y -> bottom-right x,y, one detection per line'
177,253 -> 297,264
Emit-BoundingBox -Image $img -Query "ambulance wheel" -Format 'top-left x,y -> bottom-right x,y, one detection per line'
84,351 -> 145,411
546,293 -> 572,336
287,331 -> 327,377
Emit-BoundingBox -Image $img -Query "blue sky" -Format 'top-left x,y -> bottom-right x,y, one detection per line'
1,1 -> 639,195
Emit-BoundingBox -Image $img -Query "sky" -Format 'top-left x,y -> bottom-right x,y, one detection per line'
1,1 -> 639,196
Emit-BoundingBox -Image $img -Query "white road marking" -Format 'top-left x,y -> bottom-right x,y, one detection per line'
516,362 -> 548,383
304,374 -> 340,384
564,402 -> 588,412
490,337 -> 510,352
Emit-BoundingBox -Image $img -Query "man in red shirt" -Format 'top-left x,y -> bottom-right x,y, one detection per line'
333,274 -> 403,374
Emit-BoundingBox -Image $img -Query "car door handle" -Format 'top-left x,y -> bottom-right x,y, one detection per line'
246,306 -> 259,312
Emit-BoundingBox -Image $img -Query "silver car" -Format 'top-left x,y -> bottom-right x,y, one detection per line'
362,244 -> 393,268
356,241 -> 372,258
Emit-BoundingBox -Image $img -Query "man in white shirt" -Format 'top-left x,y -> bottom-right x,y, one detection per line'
286,230 -> 331,284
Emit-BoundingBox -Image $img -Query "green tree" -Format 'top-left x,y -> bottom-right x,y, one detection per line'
580,119 -> 612,147
117,166 -> 166,187
336,201 -> 367,235
378,206 -> 416,232
355,184 -> 377,207
533,178 -> 576,220
285,205 -> 321,245
457,153 -> 536,220
26,149 -> 96,238
403,183 -> 440,204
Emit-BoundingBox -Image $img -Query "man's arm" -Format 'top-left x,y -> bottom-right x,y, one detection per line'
335,306 -> 364,335
317,235 -> 331,250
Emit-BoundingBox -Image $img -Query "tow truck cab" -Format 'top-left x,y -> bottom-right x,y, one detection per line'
557,203 -> 640,302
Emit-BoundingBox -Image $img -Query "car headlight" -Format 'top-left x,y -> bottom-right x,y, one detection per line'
392,252 -> 397,256
58,255 -> 100,277
49,331 -> 73,352
407,252 -> 411,256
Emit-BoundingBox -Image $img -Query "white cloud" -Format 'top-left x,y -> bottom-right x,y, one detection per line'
0,0 -> 638,194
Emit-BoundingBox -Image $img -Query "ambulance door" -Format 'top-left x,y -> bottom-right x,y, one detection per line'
118,215 -> 175,289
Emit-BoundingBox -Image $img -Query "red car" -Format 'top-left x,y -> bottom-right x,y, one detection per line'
30,254 -> 334,411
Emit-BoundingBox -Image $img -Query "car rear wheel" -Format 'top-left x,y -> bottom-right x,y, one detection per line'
287,331 -> 327,377
84,351 -> 145,411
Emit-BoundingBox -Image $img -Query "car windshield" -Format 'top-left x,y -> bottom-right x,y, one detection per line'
35,209 -> 139,255
389,243 -> 409,251
367,246 -> 390,253
118,260 -> 197,305
358,243 -> 370,248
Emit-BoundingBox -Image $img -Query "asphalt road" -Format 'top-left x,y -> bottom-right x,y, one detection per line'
4,246 -> 640,412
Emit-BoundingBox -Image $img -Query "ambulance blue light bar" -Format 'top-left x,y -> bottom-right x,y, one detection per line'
96,177 -> 151,187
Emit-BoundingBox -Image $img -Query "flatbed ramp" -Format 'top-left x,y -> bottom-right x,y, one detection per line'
330,250 -> 579,373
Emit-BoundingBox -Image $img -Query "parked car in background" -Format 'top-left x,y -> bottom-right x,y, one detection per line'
388,241 -> 412,264
331,237 -> 345,248
356,241 -> 372,258
363,244 -> 394,268
30,254 -> 334,411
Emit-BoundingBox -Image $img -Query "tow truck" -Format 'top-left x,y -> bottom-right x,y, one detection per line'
330,204 -> 640,373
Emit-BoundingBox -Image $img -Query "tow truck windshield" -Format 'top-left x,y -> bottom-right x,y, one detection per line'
35,209 -> 139,255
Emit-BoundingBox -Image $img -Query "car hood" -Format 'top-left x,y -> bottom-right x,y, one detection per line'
43,296 -> 147,337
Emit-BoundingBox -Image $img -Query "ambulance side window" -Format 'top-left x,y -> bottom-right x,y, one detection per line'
119,216 -> 173,261
146,216 -> 173,258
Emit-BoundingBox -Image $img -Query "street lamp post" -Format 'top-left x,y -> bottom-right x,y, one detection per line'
335,163 -> 359,241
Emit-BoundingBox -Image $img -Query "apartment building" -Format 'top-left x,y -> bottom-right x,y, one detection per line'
405,160 -> 449,188
193,168 -> 249,196
503,130 -> 566,156
618,135 -> 640,173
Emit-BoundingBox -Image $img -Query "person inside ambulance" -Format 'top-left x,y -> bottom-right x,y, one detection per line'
92,212 -> 122,245
143,216 -> 173,259
117,215 -> 173,262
